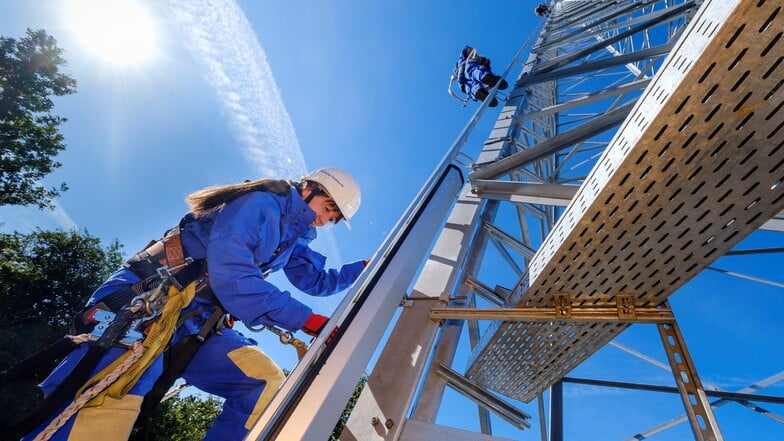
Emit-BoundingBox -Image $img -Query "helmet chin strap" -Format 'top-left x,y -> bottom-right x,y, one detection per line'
302,182 -> 344,224
302,182 -> 324,204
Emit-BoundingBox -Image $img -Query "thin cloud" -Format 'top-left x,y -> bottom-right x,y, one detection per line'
166,0 -> 308,180
166,0 -> 348,311
0,197 -> 77,233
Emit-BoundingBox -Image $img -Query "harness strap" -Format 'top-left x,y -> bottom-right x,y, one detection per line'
0,285 -> 145,438
79,282 -> 197,407
0,308 -> 136,440
124,225 -> 198,289
0,337 -> 78,387
174,308 -> 207,329
129,303 -> 226,440
0,346 -> 106,440
4,224 -> 211,439
162,230 -> 186,269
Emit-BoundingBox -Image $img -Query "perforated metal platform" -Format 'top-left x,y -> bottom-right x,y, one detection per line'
466,0 -> 784,402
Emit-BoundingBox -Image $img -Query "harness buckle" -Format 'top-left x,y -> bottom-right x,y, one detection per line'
87,309 -> 145,347
88,310 -> 116,340
156,256 -> 194,280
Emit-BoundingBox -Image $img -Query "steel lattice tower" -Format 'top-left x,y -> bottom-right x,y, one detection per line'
247,1 -> 784,440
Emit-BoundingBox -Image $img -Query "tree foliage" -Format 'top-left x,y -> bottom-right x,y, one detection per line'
0,229 -> 122,415
143,395 -> 223,441
140,370 -> 368,440
0,28 -> 76,209
331,373 -> 368,440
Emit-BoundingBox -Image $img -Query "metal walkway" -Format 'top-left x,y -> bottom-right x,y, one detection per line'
466,0 -> 784,403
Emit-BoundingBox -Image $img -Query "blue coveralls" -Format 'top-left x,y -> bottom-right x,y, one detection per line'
24,188 -> 365,441
456,45 -> 494,101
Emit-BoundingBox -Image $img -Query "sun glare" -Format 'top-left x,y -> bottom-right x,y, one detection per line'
64,0 -> 157,66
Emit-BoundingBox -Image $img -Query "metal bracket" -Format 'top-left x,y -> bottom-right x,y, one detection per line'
554,293 -> 572,318
616,293 -> 636,320
156,256 -> 194,280
400,296 -> 414,307
400,295 -> 448,307
453,151 -> 475,170
88,309 -> 116,340
88,309 -> 144,347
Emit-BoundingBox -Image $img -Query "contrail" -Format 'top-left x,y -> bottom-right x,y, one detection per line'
2,1 -> 348,313
166,0 -> 348,311
166,0 -> 308,179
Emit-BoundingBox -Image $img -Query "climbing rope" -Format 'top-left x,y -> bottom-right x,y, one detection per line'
32,342 -> 147,441
32,282 -> 194,440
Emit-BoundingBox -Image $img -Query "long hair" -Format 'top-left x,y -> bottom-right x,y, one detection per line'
185,178 -> 296,217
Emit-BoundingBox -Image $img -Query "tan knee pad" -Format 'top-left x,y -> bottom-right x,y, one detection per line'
227,345 -> 286,429
68,394 -> 143,441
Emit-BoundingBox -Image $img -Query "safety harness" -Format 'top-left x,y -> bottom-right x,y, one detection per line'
121,225 -> 232,440
2,180 -> 308,439
0,225 -> 215,440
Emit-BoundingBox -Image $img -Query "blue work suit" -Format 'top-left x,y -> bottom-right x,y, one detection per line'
456,45 -> 494,101
24,188 -> 365,441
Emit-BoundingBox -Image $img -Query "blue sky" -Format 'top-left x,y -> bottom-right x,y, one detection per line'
1,1 -> 782,439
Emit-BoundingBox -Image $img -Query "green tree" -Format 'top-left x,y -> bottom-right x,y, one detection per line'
0,28 -> 76,209
0,229 -> 123,416
139,372 -> 368,440
331,373 -> 368,440
143,395 -> 223,441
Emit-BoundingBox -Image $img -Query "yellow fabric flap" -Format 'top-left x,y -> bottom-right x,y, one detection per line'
77,281 -> 196,407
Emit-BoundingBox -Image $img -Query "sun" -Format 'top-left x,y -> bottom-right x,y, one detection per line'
64,0 -> 157,66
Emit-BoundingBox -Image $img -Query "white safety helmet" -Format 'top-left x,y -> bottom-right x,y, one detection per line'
302,167 -> 361,224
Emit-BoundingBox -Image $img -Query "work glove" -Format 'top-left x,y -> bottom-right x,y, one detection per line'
302,312 -> 329,337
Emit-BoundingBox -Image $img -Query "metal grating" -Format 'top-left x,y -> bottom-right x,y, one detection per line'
467,0 -> 784,402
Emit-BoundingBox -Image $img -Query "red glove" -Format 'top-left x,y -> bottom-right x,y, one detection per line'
363,259 -> 371,266
302,313 -> 329,337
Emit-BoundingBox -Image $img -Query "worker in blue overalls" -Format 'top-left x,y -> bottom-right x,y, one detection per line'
455,45 -> 508,107
21,167 -> 367,441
